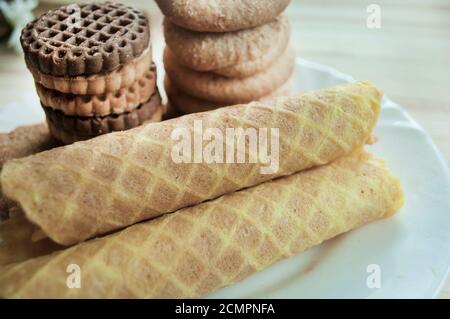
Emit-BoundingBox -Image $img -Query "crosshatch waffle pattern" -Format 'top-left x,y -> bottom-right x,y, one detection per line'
0,152 -> 404,298
21,2 -> 150,77
0,82 -> 382,245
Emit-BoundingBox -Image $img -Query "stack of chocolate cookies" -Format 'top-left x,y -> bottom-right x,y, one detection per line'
156,0 -> 294,115
20,2 -> 163,145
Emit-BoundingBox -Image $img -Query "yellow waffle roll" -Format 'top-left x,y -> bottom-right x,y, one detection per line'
0,151 -> 404,298
1,81 -> 382,245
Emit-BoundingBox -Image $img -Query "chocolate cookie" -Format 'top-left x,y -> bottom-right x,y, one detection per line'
36,64 -> 157,117
44,89 -> 163,144
21,2 -> 150,77
28,46 -> 152,95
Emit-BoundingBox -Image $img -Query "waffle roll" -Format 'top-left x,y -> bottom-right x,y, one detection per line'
0,151 -> 404,298
1,81 -> 382,245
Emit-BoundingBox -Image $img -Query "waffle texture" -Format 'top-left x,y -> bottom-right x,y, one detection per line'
163,16 -> 290,75
156,0 -> 291,32
21,2 -> 150,77
1,81 -> 382,245
0,151 -> 404,298
28,46 -> 152,95
36,64 -> 157,116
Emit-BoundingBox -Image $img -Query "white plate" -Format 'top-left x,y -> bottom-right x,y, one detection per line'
0,59 -> 449,299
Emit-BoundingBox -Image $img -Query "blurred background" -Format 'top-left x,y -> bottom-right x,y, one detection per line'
0,0 -> 448,298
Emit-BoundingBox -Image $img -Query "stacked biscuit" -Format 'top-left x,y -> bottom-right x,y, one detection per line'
20,2 -> 164,144
157,0 -> 294,115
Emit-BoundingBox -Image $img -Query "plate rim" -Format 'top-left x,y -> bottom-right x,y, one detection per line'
296,58 -> 450,298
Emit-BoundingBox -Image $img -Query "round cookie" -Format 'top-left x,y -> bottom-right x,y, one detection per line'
215,36 -> 290,78
21,2 -> 150,77
28,46 -> 153,95
36,64 -> 157,117
44,89 -> 163,145
164,45 -> 295,104
165,76 -> 293,115
155,0 -> 291,32
164,16 -> 290,74
164,76 -> 227,114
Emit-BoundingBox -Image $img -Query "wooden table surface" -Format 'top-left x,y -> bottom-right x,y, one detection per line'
0,0 -> 448,298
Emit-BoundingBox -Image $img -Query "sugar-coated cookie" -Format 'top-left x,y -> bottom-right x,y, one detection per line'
164,16 -> 290,74
165,76 -> 293,115
156,0 -> 291,32
164,45 -> 295,104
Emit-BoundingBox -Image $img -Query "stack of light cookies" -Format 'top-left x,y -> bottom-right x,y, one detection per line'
156,0 -> 294,115
20,2 -> 164,145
